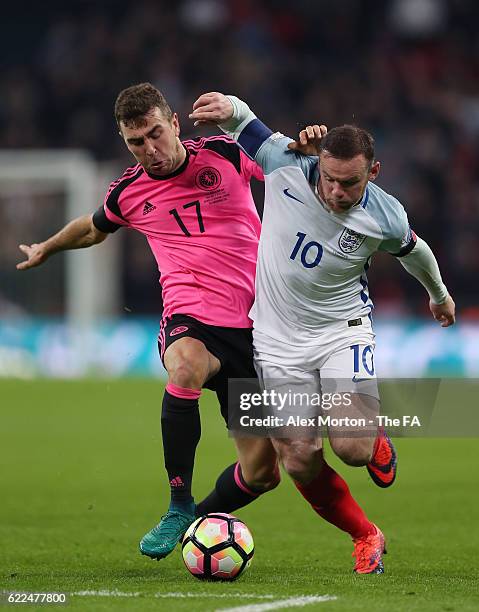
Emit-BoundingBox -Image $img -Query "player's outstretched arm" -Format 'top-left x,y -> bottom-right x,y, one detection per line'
191,94 -> 327,155
397,236 -> 455,327
191,92 -> 274,168
190,93 -> 328,178
16,214 -> 108,271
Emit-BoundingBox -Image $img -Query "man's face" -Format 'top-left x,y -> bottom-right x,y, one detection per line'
120,107 -> 182,176
318,152 -> 380,213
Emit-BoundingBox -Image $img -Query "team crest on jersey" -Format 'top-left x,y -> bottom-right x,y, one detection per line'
170,326 -> 189,337
338,228 -> 366,253
195,167 -> 221,191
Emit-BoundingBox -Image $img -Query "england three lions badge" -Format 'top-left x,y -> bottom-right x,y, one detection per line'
338,228 -> 366,253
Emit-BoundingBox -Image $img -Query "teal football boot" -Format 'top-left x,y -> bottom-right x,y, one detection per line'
139,506 -> 195,560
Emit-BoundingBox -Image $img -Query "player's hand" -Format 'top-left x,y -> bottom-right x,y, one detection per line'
189,92 -> 234,126
16,243 -> 49,270
288,124 -> 328,156
430,295 -> 456,327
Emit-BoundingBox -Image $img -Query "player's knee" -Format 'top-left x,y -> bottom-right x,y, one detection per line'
164,339 -> 211,388
167,355 -> 206,388
330,438 -> 373,466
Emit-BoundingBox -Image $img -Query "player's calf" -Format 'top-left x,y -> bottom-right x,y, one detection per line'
329,436 -> 374,467
244,464 -> 281,493
195,460 -> 280,517
237,437 -> 281,492
142,378 -> 203,561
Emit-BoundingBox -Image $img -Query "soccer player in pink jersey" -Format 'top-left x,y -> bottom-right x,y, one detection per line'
17,83 -> 280,560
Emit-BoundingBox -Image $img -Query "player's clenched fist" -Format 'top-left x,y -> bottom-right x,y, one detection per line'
288,124 -> 328,156
16,243 -> 48,270
429,295 -> 456,327
189,92 -> 234,126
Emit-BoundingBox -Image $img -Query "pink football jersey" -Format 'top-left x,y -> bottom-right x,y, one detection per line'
93,136 -> 263,327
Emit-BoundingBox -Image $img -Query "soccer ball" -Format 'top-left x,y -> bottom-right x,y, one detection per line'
182,513 -> 254,580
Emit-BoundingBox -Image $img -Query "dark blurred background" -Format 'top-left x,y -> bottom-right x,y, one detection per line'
1,0 -> 478,318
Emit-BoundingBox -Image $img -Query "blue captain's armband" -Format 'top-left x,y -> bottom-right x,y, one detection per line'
237,119 -> 273,159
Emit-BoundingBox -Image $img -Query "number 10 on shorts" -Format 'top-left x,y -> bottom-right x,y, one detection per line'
350,344 -> 375,377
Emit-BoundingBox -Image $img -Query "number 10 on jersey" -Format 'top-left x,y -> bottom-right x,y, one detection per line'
290,232 -> 323,268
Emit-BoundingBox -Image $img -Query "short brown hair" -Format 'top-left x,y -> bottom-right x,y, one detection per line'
320,125 -> 375,164
114,83 -> 172,128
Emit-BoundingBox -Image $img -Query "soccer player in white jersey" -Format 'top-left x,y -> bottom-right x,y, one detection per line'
190,92 -> 455,574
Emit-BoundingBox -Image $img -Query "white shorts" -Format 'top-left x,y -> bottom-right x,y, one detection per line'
253,317 -> 379,421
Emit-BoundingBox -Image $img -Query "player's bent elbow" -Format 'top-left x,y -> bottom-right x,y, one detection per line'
90,226 -> 109,245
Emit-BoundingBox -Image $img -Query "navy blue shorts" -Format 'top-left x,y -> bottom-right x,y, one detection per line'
158,314 -> 257,422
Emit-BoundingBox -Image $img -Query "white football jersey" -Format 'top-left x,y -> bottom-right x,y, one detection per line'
226,119 -> 415,345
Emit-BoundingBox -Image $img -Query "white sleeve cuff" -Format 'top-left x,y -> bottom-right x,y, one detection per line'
218,96 -> 257,138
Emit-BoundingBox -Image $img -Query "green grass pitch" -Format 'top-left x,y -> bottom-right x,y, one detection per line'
1,379 -> 478,611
